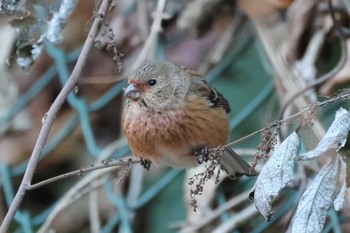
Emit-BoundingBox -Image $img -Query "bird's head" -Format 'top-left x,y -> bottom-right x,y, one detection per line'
124,61 -> 190,112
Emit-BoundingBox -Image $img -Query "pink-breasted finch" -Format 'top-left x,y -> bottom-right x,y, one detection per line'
122,61 -> 256,178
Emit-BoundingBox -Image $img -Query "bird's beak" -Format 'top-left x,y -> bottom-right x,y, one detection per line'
124,83 -> 141,100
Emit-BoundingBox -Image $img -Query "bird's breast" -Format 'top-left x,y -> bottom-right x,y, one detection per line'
122,102 -> 187,161
123,103 -> 185,141
122,96 -> 230,166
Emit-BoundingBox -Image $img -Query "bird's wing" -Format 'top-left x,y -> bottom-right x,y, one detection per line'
181,66 -> 231,113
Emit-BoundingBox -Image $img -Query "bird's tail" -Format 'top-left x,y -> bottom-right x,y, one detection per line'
220,148 -> 257,179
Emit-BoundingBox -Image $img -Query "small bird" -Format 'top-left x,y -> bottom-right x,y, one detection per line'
122,61 -> 256,178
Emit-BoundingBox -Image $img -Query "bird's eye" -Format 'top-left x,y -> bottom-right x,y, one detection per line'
148,79 -> 157,86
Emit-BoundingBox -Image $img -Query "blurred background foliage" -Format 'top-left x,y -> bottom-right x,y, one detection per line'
0,0 -> 350,232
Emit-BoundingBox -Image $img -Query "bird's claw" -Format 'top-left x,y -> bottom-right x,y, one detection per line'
140,158 -> 152,171
193,146 -> 209,164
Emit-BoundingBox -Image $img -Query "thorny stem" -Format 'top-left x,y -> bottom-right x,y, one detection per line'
0,0 -> 112,232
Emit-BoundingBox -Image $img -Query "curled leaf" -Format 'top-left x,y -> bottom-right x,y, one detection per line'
292,154 -> 341,233
299,108 -> 350,160
251,131 -> 300,220
16,40 -> 43,71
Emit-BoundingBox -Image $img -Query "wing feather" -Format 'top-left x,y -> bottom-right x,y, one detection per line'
181,66 -> 231,113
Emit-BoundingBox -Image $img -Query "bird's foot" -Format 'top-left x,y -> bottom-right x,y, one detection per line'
193,146 -> 209,164
140,158 -> 152,171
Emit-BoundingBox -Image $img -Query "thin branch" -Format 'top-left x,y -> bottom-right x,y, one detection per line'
212,204 -> 258,233
220,90 -> 350,149
12,0 -> 168,228
123,164 -> 145,232
89,190 -> 101,233
278,34 -> 348,132
254,0 -> 326,144
37,141 -> 133,232
0,0 -> 112,232
180,190 -> 250,233
329,0 -> 350,39
130,0 -> 167,71
27,158 -> 141,191
198,12 -> 245,73
38,169 -> 117,233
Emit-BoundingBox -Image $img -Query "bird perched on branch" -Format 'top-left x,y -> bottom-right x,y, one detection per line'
122,61 -> 256,178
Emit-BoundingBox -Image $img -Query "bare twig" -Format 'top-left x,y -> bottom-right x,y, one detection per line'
20,0 -> 168,228
278,33 -> 348,134
328,0 -> 350,39
27,158 -> 140,190
180,190 -> 250,233
221,90 -> 350,149
89,190 -> 101,233
38,168 -> 118,233
122,164 -> 144,233
212,204 -> 258,233
130,0 -> 168,71
285,0 -> 320,63
37,138 -> 132,232
0,0 -> 112,232
253,0 -> 326,144
136,0 -> 149,40
198,13 -> 245,73
274,0 -> 349,136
